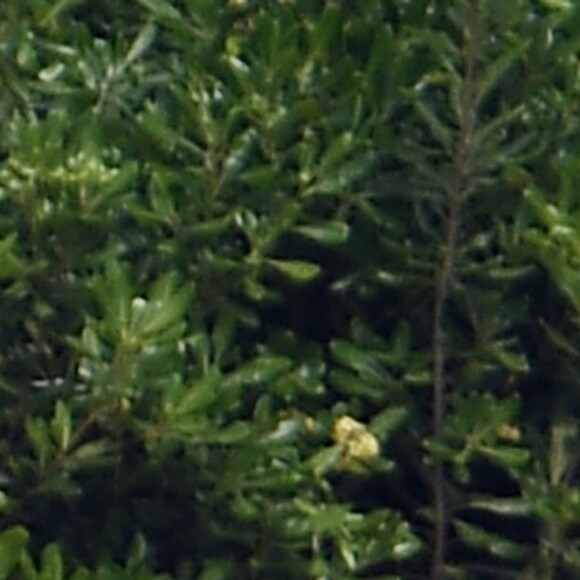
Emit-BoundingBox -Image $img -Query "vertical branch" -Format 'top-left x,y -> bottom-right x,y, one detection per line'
430,2 -> 479,579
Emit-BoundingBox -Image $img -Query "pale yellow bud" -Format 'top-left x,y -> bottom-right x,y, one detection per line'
333,416 -> 380,462
496,424 -> 521,443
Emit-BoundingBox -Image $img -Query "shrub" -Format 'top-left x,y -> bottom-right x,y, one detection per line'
1,1 -> 580,578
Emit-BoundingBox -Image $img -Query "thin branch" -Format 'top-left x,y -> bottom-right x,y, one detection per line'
430,2 -> 480,579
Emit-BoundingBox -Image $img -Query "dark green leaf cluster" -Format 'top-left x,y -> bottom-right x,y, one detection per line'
1,0 -> 580,578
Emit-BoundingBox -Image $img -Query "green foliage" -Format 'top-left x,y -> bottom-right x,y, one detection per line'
1,0 -> 580,578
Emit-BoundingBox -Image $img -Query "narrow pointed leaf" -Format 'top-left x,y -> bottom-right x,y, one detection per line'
266,259 -> 321,283
293,222 -> 350,246
454,519 -> 530,559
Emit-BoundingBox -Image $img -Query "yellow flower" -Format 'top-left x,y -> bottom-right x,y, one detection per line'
496,424 -> 521,443
333,416 -> 380,462
304,416 -> 317,434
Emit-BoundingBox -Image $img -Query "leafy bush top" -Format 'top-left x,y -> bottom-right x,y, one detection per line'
1,1 -> 580,579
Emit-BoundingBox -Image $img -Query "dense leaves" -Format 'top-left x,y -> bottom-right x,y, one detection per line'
1,0 -> 580,578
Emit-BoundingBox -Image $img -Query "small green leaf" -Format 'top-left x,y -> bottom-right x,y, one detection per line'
403,368 -> 432,386
491,345 -> 529,373
126,534 -> 148,569
244,470 -> 304,492
70,569 -> 91,580
0,526 -> 29,578
223,355 -> 293,389
198,559 -> 236,580
96,259 -> 132,333
318,132 -> 355,174
454,519 -> 529,559
484,265 -> 536,282
261,418 -> 302,444
266,259 -> 321,283
211,306 -> 238,364
468,498 -> 532,516
78,327 -> 103,359
414,98 -> 453,151
313,6 -> 342,61
148,271 -> 182,302
138,287 -> 190,340
51,400 -> 72,452
174,375 -> 219,416
240,166 -> 280,190
243,277 -> 277,302
538,0 -> 572,9
187,216 -> 234,239
0,491 -> 9,514
19,551 -> 39,580
25,417 -> 53,469
541,319 -> 580,359
309,152 -> 374,195
369,407 -> 409,441
524,187 -> 561,228
330,340 -> 389,385
137,0 -> 181,19
478,445 -> 530,468
338,537 -> 357,570
39,0 -> 86,27
392,536 -> 423,560
309,446 -> 342,477
207,422 -> 252,444
0,235 -> 22,280
475,40 -> 529,109
124,23 -> 157,67
67,441 -> 113,471
293,222 -> 350,246
137,103 -> 182,153
329,369 -> 384,401
39,543 -> 64,580
310,504 -> 350,535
